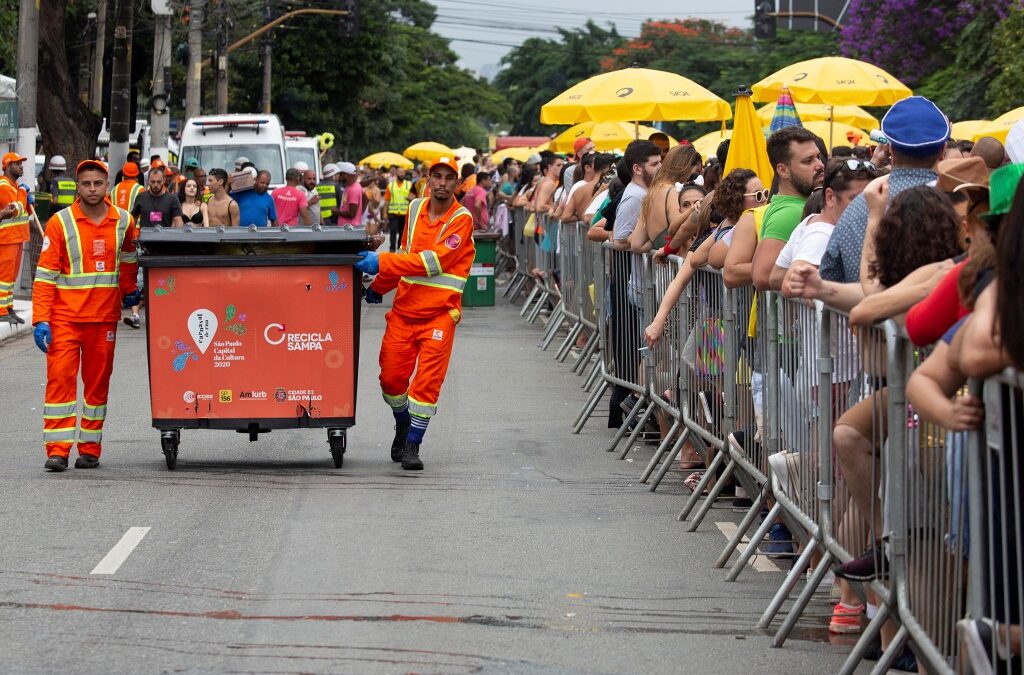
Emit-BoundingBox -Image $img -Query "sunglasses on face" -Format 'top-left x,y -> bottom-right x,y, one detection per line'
744,189 -> 770,204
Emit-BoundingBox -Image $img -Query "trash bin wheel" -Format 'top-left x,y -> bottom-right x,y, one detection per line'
328,429 -> 346,468
161,430 -> 180,470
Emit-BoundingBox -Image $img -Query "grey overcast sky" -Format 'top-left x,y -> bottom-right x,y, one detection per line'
431,0 -> 755,75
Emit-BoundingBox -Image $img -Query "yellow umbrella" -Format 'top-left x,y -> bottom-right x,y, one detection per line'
724,93 -> 773,190
550,122 -> 678,154
950,120 -> 992,142
752,56 -> 912,107
359,152 -> 414,169
403,141 -> 456,163
800,120 -> 877,152
491,147 -> 534,164
540,67 -> 731,125
692,130 -> 731,163
971,107 -> 1024,143
756,102 -> 879,131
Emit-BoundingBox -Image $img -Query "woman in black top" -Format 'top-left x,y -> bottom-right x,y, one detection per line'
179,178 -> 208,227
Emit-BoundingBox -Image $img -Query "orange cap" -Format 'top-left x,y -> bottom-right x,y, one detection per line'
76,159 -> 109,176
428,156 -> 460,176
122,162 -> 139,178
151,158 -> 165,170
2,152 -> 27,169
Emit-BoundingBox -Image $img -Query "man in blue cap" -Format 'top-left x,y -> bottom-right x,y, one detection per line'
819,95 -> 950,284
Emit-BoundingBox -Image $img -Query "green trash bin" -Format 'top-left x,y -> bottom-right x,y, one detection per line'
463,231 -> 502,307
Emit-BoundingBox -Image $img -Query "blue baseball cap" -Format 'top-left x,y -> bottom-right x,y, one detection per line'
881,96 -> 950,158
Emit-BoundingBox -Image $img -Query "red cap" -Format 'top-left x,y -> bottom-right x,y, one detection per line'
1,152 -> 27,169
573,137 -> 593,155
76,159 -> 109,176
428,155 -> 460,176
151,158 -> 165,170
122,162 -> 139,178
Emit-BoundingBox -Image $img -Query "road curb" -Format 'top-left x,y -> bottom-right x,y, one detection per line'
0,299 -> 33,344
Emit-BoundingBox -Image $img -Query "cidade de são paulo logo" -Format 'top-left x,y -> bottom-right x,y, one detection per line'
263,323 -> 334,351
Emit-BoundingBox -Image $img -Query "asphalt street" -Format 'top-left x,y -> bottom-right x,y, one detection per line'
0,298 -> 857,674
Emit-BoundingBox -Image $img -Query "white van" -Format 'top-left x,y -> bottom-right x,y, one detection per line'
179,114 -> 287,186
285,132 -> 321,180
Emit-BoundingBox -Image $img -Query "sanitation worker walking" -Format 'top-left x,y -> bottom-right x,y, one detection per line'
32,160 -> 141,472
354,157 -> 474,470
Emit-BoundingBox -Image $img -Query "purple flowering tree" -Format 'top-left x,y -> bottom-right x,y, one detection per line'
840,0 -> 1017,86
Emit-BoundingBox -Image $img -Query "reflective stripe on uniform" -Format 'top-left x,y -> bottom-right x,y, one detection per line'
421,251 -> 442,277
382,391 -> 409,410
387,180 -> 412,215
434,207 -> 471,243
54,205 -> 132,289
316,183 -> 338,219
43,428 -> 77,442
408,397 -> 437,418
78,429 -> 103,443
82,403 -> 107,420
55,179 -> 77,206
56,272 -> 120,288
399,274 -> 467,293
34,266 -> 59,284
119,251 -> 138,264
43,401 -> 78,417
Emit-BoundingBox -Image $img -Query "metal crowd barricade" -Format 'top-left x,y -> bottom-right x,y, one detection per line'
963,369 -> 1024,675
524,214 -> 561,327
572,221 -> 602,382
676,267 -> 733,524
505,206 -> 534,303
550,219 -> 583,359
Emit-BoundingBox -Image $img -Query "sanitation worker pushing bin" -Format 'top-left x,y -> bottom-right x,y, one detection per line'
32,160 -> 141,472
355,156 -> 474,471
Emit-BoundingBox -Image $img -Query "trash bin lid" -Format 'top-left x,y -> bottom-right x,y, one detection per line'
471,231 -> 503,241
139,225 -> 369,245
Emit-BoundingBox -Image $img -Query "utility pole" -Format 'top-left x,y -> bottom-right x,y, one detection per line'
15,0 -> 38,181
90,0 -> 107,114
108,0 -> 134,180
185,1 -> 204,120
261,0 -> 272,114
215,0 -> 229,113
151,0 -> 173,162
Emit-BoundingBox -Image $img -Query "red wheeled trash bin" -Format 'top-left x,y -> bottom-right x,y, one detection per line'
139,225 -> 367,469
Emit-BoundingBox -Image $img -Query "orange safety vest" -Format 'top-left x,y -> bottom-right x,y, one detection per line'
370,197 -> 475,321
111,180 -> 144,215
0,176 -> 30,244
32,202 -> 137,324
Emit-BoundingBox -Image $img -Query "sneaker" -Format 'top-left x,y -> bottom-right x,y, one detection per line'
391,418 -> 410,462
401,442 -> 424,471
44,455 -> 68,472
75,454 -> 100,469
123,315 -> 141,329
835,542 -> 888,581
828,602 -> 864,634
766,523 -> 796,558
891,645 -> 918,673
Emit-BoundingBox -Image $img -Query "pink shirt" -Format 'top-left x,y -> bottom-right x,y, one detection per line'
337,181 -> 364,226
271,185 -> 309,226
464,185 -> 489,230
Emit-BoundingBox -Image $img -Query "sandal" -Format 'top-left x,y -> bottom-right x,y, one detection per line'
684,471 -> 706,493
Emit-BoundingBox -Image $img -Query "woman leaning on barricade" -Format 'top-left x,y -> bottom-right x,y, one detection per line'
628,144 -> 704,255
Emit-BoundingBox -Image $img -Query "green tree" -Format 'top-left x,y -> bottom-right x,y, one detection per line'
987,5 -> 1024,116
493,21 -> 623,135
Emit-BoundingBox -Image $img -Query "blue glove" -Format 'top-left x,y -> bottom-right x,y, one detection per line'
122,290 -> 141,308
354,250 -> 379,275
364,288 -> 383,304
19,184 -> 34,205
33,322 -> 51,353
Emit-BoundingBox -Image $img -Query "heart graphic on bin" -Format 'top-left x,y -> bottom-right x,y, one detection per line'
187,309 -> 218,355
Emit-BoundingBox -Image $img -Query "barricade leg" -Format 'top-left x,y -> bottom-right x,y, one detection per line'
554,322 -> 583,362
870,625 -> 910,675
773,546 -> 834,646
573,331 -> 599,375
504,271 -> 525,298
678,442 -> 722,521
838,602 -> 894,675
519,284 -> 540,317
686,458 -> 738,532
758,535 -> 817,629
640,420 -> 680,483
539,302 -> 565,347
526,289 -> 550,323
648,430 -> 689,492
573,379 -> 607,434
726,501 -> 783,581
613,397 -> 656,458
715,483 -> 769,568
604,395 -> 645,453
583,358 -> 601,391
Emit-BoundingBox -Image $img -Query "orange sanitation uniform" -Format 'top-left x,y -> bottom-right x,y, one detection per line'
0,175 -> 30,318
32,201 -> 138,459
369,197 -> 474,423
112,179 -> 144,215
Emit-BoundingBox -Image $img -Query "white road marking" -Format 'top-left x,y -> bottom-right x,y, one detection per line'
714,521 -> 781,572
91,527 -> 151,575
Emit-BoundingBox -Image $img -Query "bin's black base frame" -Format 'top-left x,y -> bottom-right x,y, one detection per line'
152,417 -> 355,432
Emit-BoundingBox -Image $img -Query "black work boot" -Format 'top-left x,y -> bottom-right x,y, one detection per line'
7,307 -> 24,324
75,454 -> 100,469
401,442 -> 424,471
391,417 -> 411,462
44,455 -> 68,472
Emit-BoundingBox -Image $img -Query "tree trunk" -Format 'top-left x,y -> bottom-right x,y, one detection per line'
37,0 -> 101,167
